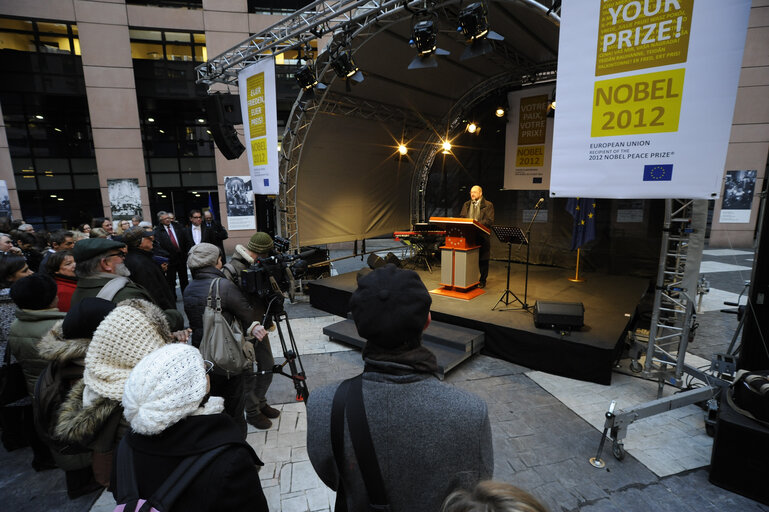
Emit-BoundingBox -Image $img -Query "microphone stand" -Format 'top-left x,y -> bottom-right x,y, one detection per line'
518,200 -> 544,310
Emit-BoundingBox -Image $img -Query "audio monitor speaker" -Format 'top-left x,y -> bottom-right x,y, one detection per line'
207,94 -> 245,160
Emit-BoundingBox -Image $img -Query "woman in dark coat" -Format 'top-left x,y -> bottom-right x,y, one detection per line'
183,243 -> 263,438
113,343 -> 268,511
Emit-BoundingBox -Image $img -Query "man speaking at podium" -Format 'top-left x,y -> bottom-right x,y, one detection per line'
460,185 -> 494,288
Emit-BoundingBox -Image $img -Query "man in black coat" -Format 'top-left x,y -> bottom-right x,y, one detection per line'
185,209 -> 228,254
203,209 -> 228,257
459,185 -> 495,288
154,211 -> 190,297
123,227 -> 177,310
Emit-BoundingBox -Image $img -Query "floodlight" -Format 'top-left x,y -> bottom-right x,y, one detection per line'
295,65 -> 319,90
458,3 -> 489,41
331,50 -> 358,78
408,15 -> 450,70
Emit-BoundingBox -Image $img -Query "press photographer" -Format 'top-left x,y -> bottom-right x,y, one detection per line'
221,232 -> 281,430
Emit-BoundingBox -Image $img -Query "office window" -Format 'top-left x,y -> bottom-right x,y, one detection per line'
0,17 -> 80,55
130,29 -> 205,63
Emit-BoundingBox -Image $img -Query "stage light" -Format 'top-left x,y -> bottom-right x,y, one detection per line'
295,64 -> 319,90
398,144 -> 408,156
458,2 -> 489,41
547,90 -> 556,118
411,20 -> 437,56
495,107 -> 505,118
331,50 -> 358,78
467,122 -> 478,134
441,140 -> 452,154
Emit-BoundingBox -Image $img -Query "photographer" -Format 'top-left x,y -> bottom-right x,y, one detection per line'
183,243 -> 267,437
221,233 -> 279,430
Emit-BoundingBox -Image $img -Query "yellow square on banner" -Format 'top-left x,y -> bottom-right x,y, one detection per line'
516,145 -> 545,167
591,68 -> 685,137
251,137 -> 268,166
247,73 -> 266,138
517,95 -> 549,146
595,0 -> 693,77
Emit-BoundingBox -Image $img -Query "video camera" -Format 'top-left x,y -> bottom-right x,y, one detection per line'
238,236 -> 316,309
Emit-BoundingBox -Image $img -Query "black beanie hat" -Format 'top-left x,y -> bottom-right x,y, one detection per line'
62,297 -> 116,339
349,264 -> 431,350
10,274 -> 58,310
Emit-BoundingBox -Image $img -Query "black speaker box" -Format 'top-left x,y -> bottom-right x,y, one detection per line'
534,301 -> 584,330
709,393 -> 769,505
207,94 -> 245,160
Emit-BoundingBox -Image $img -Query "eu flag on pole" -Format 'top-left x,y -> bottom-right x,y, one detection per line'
207,193 -> 216,220
566,197 -> 596,251
643,164 -> 673,181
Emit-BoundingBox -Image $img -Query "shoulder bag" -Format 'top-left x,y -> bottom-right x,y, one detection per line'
199,278 -> 249,377
0,342 -> 28,406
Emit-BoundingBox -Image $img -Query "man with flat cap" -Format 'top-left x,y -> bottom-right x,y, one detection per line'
306,264 -> 493,511
69,237 -> 185,332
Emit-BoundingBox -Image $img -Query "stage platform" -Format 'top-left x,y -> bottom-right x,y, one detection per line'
307,262 -> 650,384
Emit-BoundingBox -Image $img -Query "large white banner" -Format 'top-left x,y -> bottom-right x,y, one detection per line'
503,85 -> 554,190
550,0 -> 751,199
238,59 -> 279,195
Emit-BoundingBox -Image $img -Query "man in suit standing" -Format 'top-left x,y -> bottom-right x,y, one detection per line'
154,211 -> 190,297
459,185 -> 494,288
203,209 -> 228,257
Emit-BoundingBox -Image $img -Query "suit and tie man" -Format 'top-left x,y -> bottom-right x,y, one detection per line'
154,211 -> 190,297
459,185 -> 495,288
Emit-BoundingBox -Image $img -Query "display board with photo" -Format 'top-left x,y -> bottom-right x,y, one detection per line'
107,178 -> 142,219
719,170 -> 757,223
225,175 -> 256,230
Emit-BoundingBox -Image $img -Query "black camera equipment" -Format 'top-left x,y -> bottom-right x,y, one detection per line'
238,244 -> 318,402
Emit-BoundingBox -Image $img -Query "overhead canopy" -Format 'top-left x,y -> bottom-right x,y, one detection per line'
287,1 -> 560,246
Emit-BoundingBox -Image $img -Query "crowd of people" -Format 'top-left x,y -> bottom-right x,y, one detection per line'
0,211 -> 547,511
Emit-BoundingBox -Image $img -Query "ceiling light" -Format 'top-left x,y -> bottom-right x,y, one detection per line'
148,117 -> 155,123
467,122 -> 478,134
159,129 -> 165,134
57,198 -> 64,201
50,194 -> 57,198
441,140 -> 452,154
197,118 -> 205,123
495,107 -> 505,118
35,114 -> 44,120
157,191 -> 163,195
54,128 -> 62,133
398,144 -> 408,156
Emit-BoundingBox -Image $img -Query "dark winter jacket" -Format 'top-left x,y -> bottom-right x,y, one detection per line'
8,308 -> 66,395
124,247 -> 177,310
306,358 -> 494,512
223,245 -> 268,323
70,275 -> 184,331
36,320 -> 92,471
182,266 -> 257,349
111,413 -> 268,511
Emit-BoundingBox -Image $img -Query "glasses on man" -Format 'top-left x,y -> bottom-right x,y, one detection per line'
191,215 -> 202,219
203,360 -> 214,374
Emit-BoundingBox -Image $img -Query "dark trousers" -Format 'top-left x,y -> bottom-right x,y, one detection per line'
245,337 -> 274,419
479,235 -> 491,283
209,372 -> 247,438
165,260 -> 189,296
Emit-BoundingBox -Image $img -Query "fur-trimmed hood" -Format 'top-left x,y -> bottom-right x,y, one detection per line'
37,320 -> 90,364
54,379 -> 122,448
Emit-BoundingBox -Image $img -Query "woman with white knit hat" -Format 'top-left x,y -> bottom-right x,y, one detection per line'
55,298 -> 175,487
114,343 -> 268,511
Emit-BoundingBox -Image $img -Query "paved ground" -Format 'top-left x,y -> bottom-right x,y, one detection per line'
2,242 -> 767,511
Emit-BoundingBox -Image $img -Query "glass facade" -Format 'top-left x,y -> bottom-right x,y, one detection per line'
0,17 -> 100,230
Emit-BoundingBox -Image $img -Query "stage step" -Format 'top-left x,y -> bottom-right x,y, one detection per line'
322,318 -> 484,380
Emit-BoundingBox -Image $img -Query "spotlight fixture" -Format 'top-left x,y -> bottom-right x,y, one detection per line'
398,143 -> 408,156
547,90 -> 556,118
441,140 -> 452,154
458,1 -> 504,60
408,13 -> 450,70
295,63 -> 327,92
331,50 -> 358,78
495,107 -> 505,118
467,122 -> 479,134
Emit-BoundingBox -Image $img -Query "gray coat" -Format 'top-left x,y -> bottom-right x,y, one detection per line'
306,362 -> 493,511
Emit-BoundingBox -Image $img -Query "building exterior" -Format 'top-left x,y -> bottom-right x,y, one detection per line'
0,0 -> 766,251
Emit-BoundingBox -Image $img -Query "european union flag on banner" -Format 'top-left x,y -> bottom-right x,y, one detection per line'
566,197 -> 596,251
643,164 -> 673,181
264,179 -> 270,187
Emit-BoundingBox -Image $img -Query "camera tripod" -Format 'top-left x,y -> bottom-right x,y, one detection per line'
253,295 -> 309,402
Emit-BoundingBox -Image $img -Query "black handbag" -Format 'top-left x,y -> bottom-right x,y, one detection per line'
0,344 -> 28,406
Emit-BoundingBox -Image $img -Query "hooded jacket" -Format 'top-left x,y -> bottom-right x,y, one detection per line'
8,308 -> 67,394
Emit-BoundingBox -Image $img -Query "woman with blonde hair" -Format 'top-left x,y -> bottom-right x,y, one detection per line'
442,481 -> 548,512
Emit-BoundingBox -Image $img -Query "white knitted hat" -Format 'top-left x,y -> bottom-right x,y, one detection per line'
122,343 -> 208,435
83,299 -> 174,401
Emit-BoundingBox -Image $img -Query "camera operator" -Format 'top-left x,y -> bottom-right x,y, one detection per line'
221,232 -> 279,430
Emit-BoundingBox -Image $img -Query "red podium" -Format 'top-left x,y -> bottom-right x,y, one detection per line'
428,217 -> 491,299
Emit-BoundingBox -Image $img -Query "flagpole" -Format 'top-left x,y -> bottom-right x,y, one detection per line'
569,248 -> 585,283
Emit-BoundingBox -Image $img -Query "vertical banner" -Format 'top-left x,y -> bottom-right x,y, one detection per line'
107,178 -> 142,219
0,180 -> 10,219
238,58 -> 279,195
551,0 -> 751,199
719,170 -> 757,223
225,176 -> 256,230
503,86 -> 554,190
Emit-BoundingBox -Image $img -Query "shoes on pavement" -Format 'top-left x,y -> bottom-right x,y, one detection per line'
247,413 -> 272,430
261,404 -> 280,419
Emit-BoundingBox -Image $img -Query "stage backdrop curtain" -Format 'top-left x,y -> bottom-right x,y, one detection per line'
297,114 -> 416,246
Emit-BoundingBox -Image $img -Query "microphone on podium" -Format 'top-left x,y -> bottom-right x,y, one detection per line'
534,197 -> 544,208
